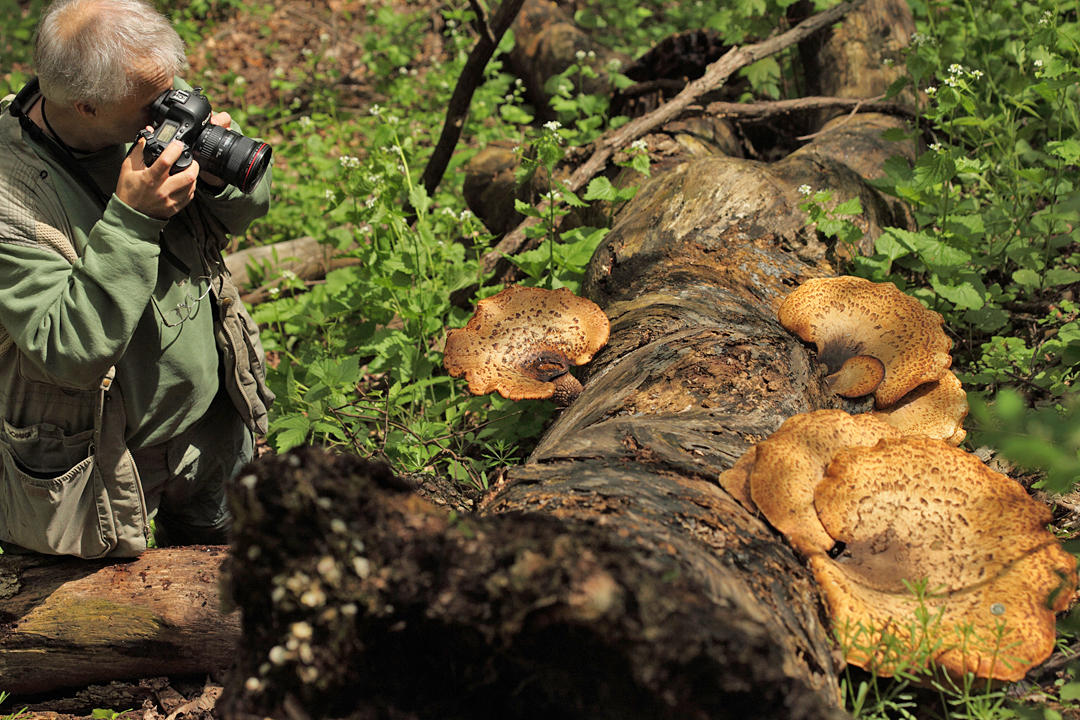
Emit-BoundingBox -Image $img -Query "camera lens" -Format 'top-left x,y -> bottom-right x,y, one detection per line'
193,125 -> 272,193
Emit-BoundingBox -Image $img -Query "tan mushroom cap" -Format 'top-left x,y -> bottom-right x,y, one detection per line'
812,436 -> 1077,680
717,445 -> 757,511
778,276 -> 953,407
748,410 -> 900,556
871,370 -> 969,445
443,285 -> 610,403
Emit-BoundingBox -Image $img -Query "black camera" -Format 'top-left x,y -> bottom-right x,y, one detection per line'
140,87 -> 271,193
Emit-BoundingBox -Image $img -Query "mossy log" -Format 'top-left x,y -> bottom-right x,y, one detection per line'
0,546 -> 238,697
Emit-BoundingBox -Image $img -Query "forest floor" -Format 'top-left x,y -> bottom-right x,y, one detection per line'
5,0 -> 1080,718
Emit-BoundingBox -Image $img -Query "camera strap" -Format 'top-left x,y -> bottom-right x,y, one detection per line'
8,78 -> 111,210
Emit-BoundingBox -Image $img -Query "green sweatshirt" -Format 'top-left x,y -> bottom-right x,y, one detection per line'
0,86 -> 271,449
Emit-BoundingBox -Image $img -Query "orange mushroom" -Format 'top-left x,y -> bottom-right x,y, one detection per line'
743,409 -> 900,555
778,276 -> 953,407
871,370 -> 968,445
811,436 -> 1076,681
443,285 -> 610,406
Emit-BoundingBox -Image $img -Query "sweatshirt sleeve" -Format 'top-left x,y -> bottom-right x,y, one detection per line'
194,162 -> 272,248
0,196 -> 163,388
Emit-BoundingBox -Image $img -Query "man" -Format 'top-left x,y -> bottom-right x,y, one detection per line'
0,0 -> 274,557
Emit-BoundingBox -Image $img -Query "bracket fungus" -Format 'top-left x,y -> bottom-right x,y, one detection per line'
732,409 -> 901,555
443,285 -> 610,406
871,370 -> 968,445
778,276 -> 953,408
811,436 -> 1077,681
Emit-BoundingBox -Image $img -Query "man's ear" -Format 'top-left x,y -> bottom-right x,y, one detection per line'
73,101 -> 98,118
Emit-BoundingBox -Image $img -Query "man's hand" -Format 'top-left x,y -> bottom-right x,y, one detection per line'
116,135 -> 199,220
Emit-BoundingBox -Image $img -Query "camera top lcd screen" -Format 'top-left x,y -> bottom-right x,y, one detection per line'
156,121 -> 179,145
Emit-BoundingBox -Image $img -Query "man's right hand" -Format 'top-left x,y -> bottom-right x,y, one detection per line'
116,135 -> 200,220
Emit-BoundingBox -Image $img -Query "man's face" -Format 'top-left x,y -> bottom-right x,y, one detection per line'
87,67 -> 174,148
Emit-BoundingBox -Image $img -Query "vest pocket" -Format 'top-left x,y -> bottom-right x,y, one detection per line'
0,422 -> 111,558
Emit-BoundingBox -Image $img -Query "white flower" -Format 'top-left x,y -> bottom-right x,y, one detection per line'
948,63 -> 964,75
324,189 -> 335,201
575,50 -> 586,60
369,104 -> 383,116
1034,59 -> 1044,68
1040,10 -> 1053,25
929,142 -> 942,152
631,139 -> 648,152
797,184 -> 812,197
944,75 -> 960,88
338,155 -> 361,169
925,85 -> 937,95
298,115 -> 314,129
543,120 -> 562,132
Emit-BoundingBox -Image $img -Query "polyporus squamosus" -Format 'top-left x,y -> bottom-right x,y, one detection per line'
778,276 -> 953,408
443,285 -> 610,406
871,370 -> 968,445
729,409 -> 900,555
811,436 -> 1077,681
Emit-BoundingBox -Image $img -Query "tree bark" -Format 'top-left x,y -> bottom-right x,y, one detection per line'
0,546 -> 239,697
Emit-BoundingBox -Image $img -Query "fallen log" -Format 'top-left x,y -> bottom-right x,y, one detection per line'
218,1 -> 921,712
0,546 -> 238,697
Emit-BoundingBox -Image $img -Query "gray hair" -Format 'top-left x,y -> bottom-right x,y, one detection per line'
34,0 -> 187,107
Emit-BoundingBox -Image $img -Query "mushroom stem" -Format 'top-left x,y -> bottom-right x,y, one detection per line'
551,372 -> 584,406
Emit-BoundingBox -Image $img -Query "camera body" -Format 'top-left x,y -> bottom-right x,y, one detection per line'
140,87 -> 271,193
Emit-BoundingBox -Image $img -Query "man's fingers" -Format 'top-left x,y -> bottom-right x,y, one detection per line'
210,111 -> 232,129
150,140 -> 188,177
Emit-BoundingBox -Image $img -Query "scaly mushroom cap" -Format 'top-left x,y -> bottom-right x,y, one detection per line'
717,445 -> 757,511
811,436 -> 1077,681
871,370 -> 969,445
443,286 -> 610,403
747,410 -> 901,556
778,276 -> 953,407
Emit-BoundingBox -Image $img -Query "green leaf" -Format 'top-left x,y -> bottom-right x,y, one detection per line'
742,57 -> 780,94
408,185 -> 431,216
1047,138 -> 1080,165
1046,268 -> 1080,286
499,104 -> 534,125
930,274 -> 985,310
584,176 -> 618,202
912,151 -> 956,189
1013,268 -> 1043,288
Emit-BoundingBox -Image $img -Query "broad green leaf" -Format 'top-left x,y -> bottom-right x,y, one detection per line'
1013,268 -> 1043,288
584,176 -> 618,202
